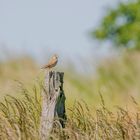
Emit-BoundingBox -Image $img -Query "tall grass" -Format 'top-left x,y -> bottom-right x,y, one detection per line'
0,89 -> 140,139
0,92 -> 41,139
0,51 -> 140,139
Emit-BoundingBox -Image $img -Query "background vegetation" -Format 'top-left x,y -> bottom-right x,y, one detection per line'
92,0 -> 140,50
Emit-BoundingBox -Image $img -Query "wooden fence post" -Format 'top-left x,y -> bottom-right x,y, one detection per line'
40,71 -> 66,140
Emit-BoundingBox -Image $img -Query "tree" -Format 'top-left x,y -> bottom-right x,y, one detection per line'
91,0 -> 140,50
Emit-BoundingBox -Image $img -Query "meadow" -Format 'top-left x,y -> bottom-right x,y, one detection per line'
0,51 -> 140,139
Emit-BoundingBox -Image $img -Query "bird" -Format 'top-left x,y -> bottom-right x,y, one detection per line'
41,54 -> 58,70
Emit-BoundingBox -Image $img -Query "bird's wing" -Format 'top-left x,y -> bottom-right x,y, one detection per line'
41,58 -> 56,69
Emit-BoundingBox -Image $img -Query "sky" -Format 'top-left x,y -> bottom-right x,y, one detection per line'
0,0 -> 119,67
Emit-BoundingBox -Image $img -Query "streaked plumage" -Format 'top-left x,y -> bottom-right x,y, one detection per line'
41,54 -> 58,69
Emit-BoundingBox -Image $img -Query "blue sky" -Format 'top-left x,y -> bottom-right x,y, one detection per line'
0,0 -> 119,64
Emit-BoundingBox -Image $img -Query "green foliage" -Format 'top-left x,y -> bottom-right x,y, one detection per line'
92,0 -> 140,50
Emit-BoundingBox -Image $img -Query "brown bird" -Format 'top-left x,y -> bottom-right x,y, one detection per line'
41,54 -> 58,70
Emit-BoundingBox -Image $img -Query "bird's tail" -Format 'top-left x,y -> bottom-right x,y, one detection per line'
41,65 -> 49,69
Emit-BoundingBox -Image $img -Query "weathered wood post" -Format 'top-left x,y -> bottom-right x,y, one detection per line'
40,71 -> 66,140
